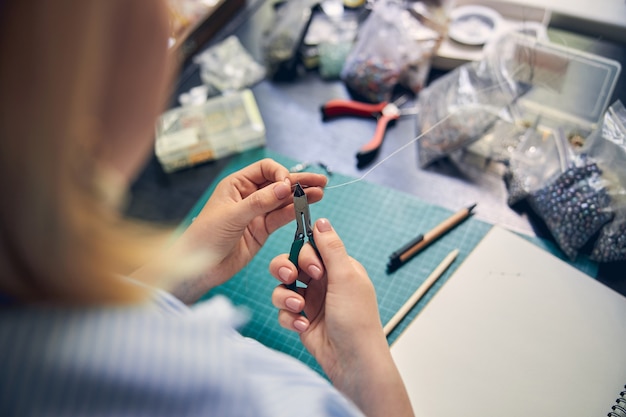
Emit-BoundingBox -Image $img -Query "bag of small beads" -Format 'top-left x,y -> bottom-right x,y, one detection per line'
416,34 -> 530,167
527,154 -> 615,260
583,101 -> 626,262
591,196 -> 626,263
340,0 -> 444,103
504,122 -> 574,207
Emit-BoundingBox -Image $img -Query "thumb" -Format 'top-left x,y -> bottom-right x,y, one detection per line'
313,218 -> 355,280
235,180 -> 292,225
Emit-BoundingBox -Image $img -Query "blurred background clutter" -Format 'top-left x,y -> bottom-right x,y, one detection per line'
131,0 -> 625,286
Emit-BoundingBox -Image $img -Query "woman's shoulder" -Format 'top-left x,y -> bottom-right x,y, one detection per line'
0,293 -> 364,417
0,293 -> 248,374
0,295 -> 253,415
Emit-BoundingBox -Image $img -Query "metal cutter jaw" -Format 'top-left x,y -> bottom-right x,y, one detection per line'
293,183 -> 313,241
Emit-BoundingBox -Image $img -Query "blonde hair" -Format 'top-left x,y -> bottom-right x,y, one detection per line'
0,0 -> 177,304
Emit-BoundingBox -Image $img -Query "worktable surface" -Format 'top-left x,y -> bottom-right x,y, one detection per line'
127,0 -> 626,295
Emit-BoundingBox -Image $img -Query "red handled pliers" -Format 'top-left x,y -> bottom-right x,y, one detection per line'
320,96 -> 412,168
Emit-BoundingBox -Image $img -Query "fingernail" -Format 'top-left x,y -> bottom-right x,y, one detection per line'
293,319 -> 308,332
308,265 -> 322,279
284,177 -> 291,188
278,267 -> 291,283
316,218 -> 332,233
274,182 -> 290,200
285,297 -> 302,312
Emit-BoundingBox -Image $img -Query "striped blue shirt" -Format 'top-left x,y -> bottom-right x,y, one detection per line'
0,290 -> 364,417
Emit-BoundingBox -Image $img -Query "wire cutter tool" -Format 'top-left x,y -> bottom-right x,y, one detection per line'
320,96 -> 412,169
286,182 -> 317,292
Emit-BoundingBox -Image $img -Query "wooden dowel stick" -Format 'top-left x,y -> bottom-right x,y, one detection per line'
384,249 -> 459,337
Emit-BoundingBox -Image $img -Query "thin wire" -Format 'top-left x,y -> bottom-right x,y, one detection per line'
324,49 -> 552,192
324,109 -> 456,190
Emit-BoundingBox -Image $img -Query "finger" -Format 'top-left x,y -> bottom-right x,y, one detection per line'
231,179 -> 293,227
289,172 -> 328,189
297,242 -> 325,280
271,285 -> 304,313
312,218 -> 356,283
277,309 -> 310,333
264,205 -> 298,235
239,158 -> 291,186
301,185 -> 325,205
272,282 -> 310,333
269,253 -> 298,286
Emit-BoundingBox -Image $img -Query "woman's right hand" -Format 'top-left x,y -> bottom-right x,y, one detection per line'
269,218 -> 414,417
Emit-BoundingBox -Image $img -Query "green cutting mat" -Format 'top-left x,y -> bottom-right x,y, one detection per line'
183,148 -> 597,377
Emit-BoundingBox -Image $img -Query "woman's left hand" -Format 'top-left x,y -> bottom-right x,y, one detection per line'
168,158 -> 326,303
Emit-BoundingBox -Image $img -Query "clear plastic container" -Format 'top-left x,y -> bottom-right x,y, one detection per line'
457,33 -> 621,173
155,89 -> 265,172
506,34 -> 621,134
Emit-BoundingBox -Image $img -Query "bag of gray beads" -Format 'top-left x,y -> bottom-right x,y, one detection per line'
591,200 -> 626,263
582,101 -> 626,262
527,154 -> 614,260
504,122 -> 573,207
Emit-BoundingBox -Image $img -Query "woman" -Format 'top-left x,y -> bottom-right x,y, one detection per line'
0,1 -> 413,416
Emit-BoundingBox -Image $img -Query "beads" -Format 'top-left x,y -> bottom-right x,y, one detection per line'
591,221 -> 626,262
504,170 -> 529,206
341,56 -> 402,103
529,162 -> 613,260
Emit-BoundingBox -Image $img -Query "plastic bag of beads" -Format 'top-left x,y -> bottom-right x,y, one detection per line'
599,100 -> 626,148
581,100 -> 626,262
415,34 -> 532,167
340,0 -> 444,102
400,0 -> 450,92
504,124 -> 574,207
193,36 -> 266,94
528,156 -> 614,260
590,203 -> 626,262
